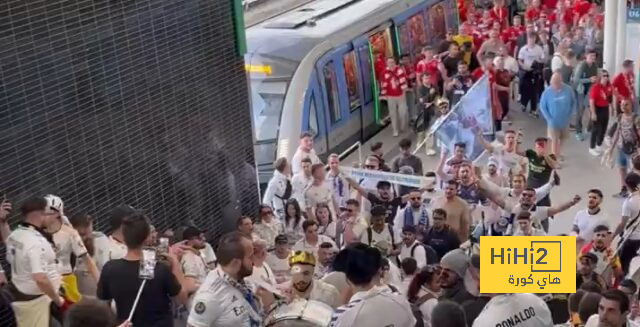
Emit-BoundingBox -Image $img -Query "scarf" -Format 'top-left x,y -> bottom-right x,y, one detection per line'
404,205 -> 429,229
224,272 -> 261,327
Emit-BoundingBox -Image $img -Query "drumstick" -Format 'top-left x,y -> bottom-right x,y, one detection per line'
128,279 -> 147,322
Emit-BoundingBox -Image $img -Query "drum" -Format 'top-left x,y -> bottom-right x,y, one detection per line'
264,299 -> 333,327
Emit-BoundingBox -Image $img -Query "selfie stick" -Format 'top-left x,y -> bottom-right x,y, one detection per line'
127,279 -> 148,322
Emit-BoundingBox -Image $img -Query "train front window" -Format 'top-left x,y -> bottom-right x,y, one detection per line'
247,55 -> 297,142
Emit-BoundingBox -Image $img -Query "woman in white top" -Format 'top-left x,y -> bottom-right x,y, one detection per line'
283,199 -> 304,245
406,265 -> 442,327
316,203 -> 337,240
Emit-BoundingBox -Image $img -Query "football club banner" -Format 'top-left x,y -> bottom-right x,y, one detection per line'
339,166 -> 435,189
429,75 -> 493,160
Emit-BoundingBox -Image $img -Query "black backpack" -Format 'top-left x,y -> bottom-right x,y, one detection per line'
410,293 -> 436,327
274,180 -> 292,208
411,243 -> 440,266
366,224 -> 396,248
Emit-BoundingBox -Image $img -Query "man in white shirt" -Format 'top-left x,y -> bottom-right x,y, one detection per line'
315,242 -> 335,279
305,163 -> 338,221
472,293 -> 554,326
94,205 -> 136,269
6,196 -> 65,326
572,189 -> 608,248
266,235 -> 291,284
43,195 -> 99,304
187,232 -> 262,327
248,238 -> 276,288
291,157 -> 313,209
360,206 -> 399,258
475,129 -> 526,178
262,157 -> 292,219
293,220 -> 337,258
393,189 -> 430,240
518,32 -> 545,115
287,250 -> 340,308
291,131 -> 322,175
398,226 -> 427,269
615,174 -> 640,275
326,154 -> 349,210
181,226 -> 210,300
330,243 -> 415,327
513,211 -> 547,236
253,205 -> 284,250
518,33 -> 545,71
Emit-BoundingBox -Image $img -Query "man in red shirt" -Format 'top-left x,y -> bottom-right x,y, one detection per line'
380,57 -> 408,137
572,0 -> 592,21
416,46 -> 440,87
613,60 -> 637,115
525,0 -> 542,24
588,71 -> 613,155
549,0 -> 575,27
542,0 -> 557,10
501,15 -> 524,54
489,0 -> 508,30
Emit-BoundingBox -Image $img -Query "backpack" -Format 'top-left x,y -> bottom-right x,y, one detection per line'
274,179 -> 292,208
410,293 -> 436,327
410,243 -> 440,266
366,224 -> 396,249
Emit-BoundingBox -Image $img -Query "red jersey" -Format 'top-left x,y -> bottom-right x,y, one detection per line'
402,63 -> 416,88
542,0 -> 558,10
549,9 -> 575,27
380,66 -> 407,97
416,58 -> 440,84
502,26 -> 524,53
457,0 -> 468,22
489,6 -> 508,30
612,72 -> 636,101
594,13 -> 604,28
589,82 -> 612,107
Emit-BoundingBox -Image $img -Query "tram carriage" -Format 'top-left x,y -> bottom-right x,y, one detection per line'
245,0 -> 460,186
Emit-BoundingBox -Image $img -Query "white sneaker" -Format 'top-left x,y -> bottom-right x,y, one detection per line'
393,131 -> 399,137
426,149 -> 436,156
595,145 -> 603,153
589,148 -> 600,156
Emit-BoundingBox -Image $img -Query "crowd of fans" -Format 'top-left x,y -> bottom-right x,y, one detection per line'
1,0 -> 640,327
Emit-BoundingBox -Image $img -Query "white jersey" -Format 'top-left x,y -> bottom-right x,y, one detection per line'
181,249 -> 208,284
266,252 -> 290,283
622,195 -> 640,240
94,235 -> 127,270
253,220 -> 284,249
6,225 -> 62,295
51,224 -> 88,274
291,148 -> 321,175
187,268 -> 261,327
292,235 -> 336,259
330,286 -> 415,327
201,242 -> 217,268
573,208 -> 608,241
301,279 -> 341,309
472,293 -> 553,327
491,143 -> 526,176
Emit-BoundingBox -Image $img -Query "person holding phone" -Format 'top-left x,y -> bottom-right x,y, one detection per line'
97,212 -> 188,326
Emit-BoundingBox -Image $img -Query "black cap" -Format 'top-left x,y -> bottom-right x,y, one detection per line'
275,234 -> 288,244
183,226 -> 203,240
580,252 -> 598,264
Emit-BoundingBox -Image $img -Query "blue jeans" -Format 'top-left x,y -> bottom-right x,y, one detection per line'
575,92 -> 587,133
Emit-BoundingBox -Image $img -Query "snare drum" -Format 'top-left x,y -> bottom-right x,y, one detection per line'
264,299 -> 333,327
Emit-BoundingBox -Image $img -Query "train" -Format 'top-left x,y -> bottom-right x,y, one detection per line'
245,0 -> 460,186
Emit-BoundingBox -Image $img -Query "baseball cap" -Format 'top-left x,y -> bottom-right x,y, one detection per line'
182,226 -> 203,240
624,59 -> 634,68
580,252 -> 598,264
274,234 -> 288,244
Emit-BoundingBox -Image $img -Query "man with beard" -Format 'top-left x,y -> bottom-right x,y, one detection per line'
572,189 -> 608,250
181,226 -> 209,298
286,250 -> 340,308
393,189 -> 430,239
583,290 -> 637,327
438,249 -> 475,307
314,242 -> 335,279
423,209 -> 460,261
579,225 -> 623,288
398,226 -> 428,269
576,252 -> 607,291
475,129 -> 527,179
432,180 -> 471,242
346,179 -> 409,225
187,232 -> 262,327
456,163 -> 487,223
44,195 -> 99,304
69,212 -> 109,297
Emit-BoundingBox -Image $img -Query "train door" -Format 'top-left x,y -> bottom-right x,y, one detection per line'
366,25 -> 395,125
353,35 -> 377,140
316,44 -> 361,156
303,72 -> 328,157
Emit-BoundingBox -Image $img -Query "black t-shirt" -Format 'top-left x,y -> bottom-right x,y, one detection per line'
525,149 -> 555,188
97,259 -> 181,327
366,192 -> 403,225
423,226 -> 461,261
442,55 -> 462,77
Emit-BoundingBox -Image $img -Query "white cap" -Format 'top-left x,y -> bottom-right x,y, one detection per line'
44,194 -> 64,215
331,287 -> 416,327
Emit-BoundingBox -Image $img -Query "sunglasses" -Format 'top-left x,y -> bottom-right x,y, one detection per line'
261,211 -> 273,215
410,197 -> 421,200
365,165 -> 376,169
602,75 -> 609,78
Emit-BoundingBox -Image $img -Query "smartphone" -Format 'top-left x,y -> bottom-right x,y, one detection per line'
140,247 -> 157,280
158,237 -> 169,255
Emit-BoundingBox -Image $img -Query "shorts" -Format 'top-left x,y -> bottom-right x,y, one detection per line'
547,126 -> 569,141
618,149 -> 632,168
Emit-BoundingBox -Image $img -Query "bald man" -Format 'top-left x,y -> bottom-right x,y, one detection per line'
539,72 -> 577,159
